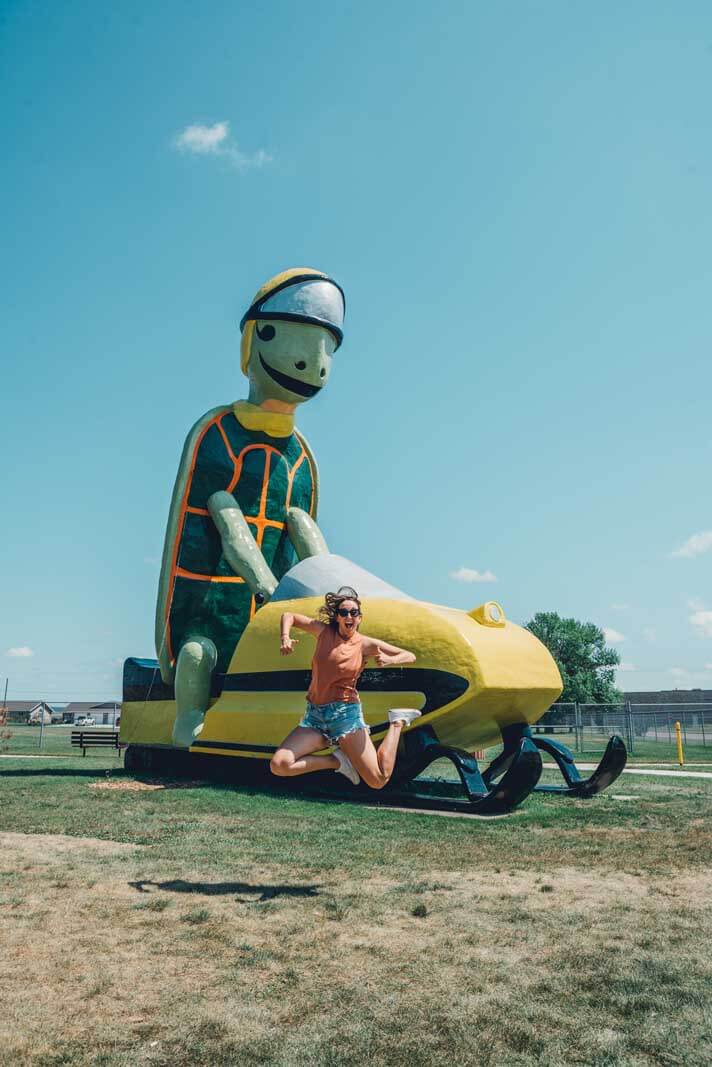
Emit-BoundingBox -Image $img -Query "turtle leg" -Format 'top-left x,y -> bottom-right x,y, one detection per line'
287,507 -> 328,560
172,637 -> 218,749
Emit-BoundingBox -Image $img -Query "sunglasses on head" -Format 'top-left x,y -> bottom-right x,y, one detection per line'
337,608 -> 360,618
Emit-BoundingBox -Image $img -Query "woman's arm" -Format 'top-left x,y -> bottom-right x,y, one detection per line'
280,612 -> 325,655
361,635 -> 416,667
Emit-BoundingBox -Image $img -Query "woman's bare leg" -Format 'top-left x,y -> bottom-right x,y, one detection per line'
270,726 -> 339,778
338,723 -> 403,790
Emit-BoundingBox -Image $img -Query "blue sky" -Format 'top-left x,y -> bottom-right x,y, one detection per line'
2,0 -> 711,701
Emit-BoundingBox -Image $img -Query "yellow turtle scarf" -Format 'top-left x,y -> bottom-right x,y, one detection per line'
232,400 -> 295,439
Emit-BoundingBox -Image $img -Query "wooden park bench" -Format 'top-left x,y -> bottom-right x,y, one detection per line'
70,729 -> 121,756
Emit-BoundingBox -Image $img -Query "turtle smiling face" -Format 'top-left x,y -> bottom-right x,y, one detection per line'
247,319 -> 336,407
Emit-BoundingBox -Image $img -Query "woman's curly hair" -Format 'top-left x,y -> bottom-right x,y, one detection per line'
319,586 -> 362,629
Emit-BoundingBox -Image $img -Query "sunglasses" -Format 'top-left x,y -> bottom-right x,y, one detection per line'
337,608 -> 361,618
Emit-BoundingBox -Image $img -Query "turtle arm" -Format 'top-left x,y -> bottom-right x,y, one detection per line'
288,428 -> 326,559
294,428 -> 320,517
286,507 -> 328,560
207,491 -> 277,601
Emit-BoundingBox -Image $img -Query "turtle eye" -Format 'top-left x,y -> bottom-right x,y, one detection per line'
256,323 -> 276,342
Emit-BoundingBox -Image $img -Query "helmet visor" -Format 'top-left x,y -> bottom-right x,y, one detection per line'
242,276 -> 345,346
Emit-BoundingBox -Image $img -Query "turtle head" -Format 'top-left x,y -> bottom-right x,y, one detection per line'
246,319 -> 336,406
240,268 -> 345,409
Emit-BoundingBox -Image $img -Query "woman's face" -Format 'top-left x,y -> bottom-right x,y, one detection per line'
335,599 -> 362,638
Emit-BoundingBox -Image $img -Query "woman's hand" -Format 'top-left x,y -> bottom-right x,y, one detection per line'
367,640 -> 416,667
280,637 -> 298,656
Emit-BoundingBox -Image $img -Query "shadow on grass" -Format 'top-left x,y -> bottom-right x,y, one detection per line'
0,763 -> 506,818
0,758 -> 505,819
129,878 -> 321,902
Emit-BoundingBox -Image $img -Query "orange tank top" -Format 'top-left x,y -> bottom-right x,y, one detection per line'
307,626 -> 365,706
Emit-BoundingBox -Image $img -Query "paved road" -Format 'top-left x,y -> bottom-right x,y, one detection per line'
543,762 -> 712,780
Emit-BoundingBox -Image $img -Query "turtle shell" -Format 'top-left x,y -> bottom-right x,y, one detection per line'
156,405 -> 317,678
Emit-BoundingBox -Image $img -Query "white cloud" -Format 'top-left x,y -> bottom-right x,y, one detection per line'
143,556 -> 159,566
689,609 -> 712,638
6,646 -> 33,657
642,626 -> 657,643
611,603 -> 629,611
616,662 -> 637,672
671,530 -> 712,558
603,627 -> 625,644
449,567 -> 497,583
174,120 -> 229,153
669,667 -> 688,679
172,120 -> 271,171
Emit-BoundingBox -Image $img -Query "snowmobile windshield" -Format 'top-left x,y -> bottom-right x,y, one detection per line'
271,553 -> 412,603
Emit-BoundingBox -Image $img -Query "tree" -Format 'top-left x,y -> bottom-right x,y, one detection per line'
525,611 -> 622,705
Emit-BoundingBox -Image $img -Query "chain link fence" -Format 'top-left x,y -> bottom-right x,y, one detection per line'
533,701 -> 712,758
3,701 -> 712,762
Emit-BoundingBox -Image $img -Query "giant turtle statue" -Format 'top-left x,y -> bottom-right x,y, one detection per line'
155,268 -> 343,747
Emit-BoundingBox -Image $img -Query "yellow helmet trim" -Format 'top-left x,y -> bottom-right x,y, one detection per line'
239,267 -> 335,377
240,319 -> 255,376
250,267 -> 328,309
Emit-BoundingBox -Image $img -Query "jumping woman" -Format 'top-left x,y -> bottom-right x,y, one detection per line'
270,586 -> 419,788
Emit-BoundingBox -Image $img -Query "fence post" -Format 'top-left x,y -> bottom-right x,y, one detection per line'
574,702 -> 581,753
626,701 -> 635,756
682,711 -> 688,745
702,711 -> 706,748
666,712 -> 672,744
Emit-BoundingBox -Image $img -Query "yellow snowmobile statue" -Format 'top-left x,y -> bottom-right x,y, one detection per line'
121,554 -> 626,814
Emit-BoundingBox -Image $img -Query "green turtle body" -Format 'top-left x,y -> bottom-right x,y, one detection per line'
156,404 -> 317,680
153,266 -> 342,747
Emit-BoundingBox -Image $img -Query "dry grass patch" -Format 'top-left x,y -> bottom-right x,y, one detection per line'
1,761 -> 711,1064
3,843 -> 711,1065
89,779 -> 207,792
0,831 -> 140,859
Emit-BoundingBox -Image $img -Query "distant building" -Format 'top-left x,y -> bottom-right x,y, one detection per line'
2,700 -> 121,725
624,690 -> 712,705
61,702 -> 120,726
28,704 -> 53,725
4,701 -> 63,724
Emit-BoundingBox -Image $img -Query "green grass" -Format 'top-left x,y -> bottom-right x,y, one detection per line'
1,756 -> 711,1066
501,730 -> 712,765
615,739 -> 712,762
1,723 -> 123,757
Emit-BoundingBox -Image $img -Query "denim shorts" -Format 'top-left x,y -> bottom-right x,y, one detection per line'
298,700 -> 369,744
